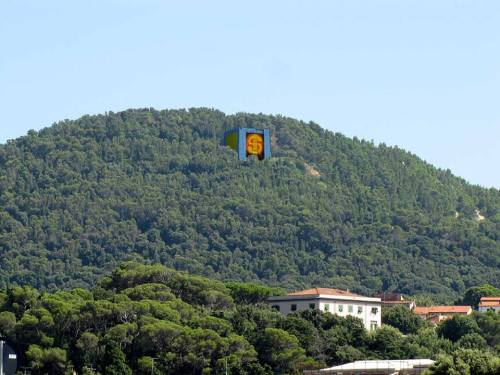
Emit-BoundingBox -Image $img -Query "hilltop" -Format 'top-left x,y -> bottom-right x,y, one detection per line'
0,108 -> 499,301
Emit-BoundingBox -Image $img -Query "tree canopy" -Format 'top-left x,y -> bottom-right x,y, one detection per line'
0,262 -> 496,374
0,108 -> 498,301
461,284 -> 500,308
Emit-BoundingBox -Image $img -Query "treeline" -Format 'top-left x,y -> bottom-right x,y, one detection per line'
0,262 -> 498,374
0,108 -> 499,299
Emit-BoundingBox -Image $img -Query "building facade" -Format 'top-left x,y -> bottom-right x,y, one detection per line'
413,306 -> 472,325
267,288 -> 382,331
478,297 -> 500,312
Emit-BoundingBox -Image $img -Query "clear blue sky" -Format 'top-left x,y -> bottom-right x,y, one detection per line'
1,1 -> 499,188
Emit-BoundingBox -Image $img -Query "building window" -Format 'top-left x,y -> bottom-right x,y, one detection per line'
324,304 -> 330,311
309,303 -> 315,310
371,307 -> 378,315
338,305 -> 344,313
291,304 -> 297,311
358,306 -> 363,314
370,321 -> 378,331
348,305 -> 353,313
272,305 -> 280,312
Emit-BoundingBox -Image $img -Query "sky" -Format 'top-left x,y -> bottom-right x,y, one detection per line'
1,1 -> 499,188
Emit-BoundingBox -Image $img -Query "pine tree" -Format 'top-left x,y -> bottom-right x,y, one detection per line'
101,340 -> 132,375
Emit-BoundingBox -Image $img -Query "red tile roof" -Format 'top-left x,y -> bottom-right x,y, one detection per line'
414,306 -> 471,315
287,287 -> 361,297
479,297 -> 500,307
480,297 -> 500,302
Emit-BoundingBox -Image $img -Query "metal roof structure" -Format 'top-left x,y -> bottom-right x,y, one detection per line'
304,359 -> 434,375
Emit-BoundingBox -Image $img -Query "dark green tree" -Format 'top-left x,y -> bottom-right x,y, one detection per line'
254,328 -> 316,374
428,349 -> 500,375
100,340 -> 132,375
369,325 -> 408,359
456,333 -> 487,350
462,284 -> 500,308
382,305 -> 425,334
437,315 -> 480,342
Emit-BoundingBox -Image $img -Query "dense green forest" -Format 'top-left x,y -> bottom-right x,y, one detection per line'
0,262 -> 498,374
0,108 -> 499,302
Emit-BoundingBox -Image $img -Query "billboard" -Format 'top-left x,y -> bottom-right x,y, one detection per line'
224,128 -> 271,160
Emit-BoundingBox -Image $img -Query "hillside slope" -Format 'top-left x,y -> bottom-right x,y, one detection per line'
0,108 -> 499,300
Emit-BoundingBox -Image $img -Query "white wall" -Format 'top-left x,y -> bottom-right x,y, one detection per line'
478,306 -> 500,312
318,299 -> 381,331
270,299 -> 318,315
269,298 -> 382,332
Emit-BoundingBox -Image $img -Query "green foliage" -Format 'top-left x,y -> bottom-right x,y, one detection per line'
254,328 -> 314,374
101,340 -> 132,375
462,284 -> 500,308
413,295 -> 437,307
0,262 -> 498,374
405,327 -> 454,358
437,315 -> 480,342
428,349 -> 500,375
456,333 -> 487,350
456,348 -> 500,375
225,282 -> 284,304
26,345 -> 68,374
0,311 -> 16,337
427,353 -> 471,375
7,286 -> 39,318
333,345 -> 365,364
75,332 -> 99,367
368,325 -> 408,359
122,283 -> 175,302
382,305 -> 426,334
227,304 -> 283,339
0,108 -> 498,301
277,315 -> 318,355
474,311 -> 500,350
137,356 -> 162,375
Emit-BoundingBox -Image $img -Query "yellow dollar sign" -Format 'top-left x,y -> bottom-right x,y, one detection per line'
246,133 -> 264,155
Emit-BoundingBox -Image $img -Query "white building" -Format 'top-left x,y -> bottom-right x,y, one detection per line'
478,297 -> 500,312
267,287 -> 382,331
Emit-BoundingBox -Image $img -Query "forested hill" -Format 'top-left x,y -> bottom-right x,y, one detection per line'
0,108 -> 499,301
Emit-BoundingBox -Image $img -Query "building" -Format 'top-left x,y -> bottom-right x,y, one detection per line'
413,306 -> 472,324
377,292 -> 416,310
304,359 -> 434,375
478,297 -> 500,312
267,287 -> 382,331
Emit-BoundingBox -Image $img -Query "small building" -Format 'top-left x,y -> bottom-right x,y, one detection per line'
267,287 -> 382,331
377,292 -> 416,310
304,359 -> 434,375
413,306 -> 472,324
478,297 -> 500,312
